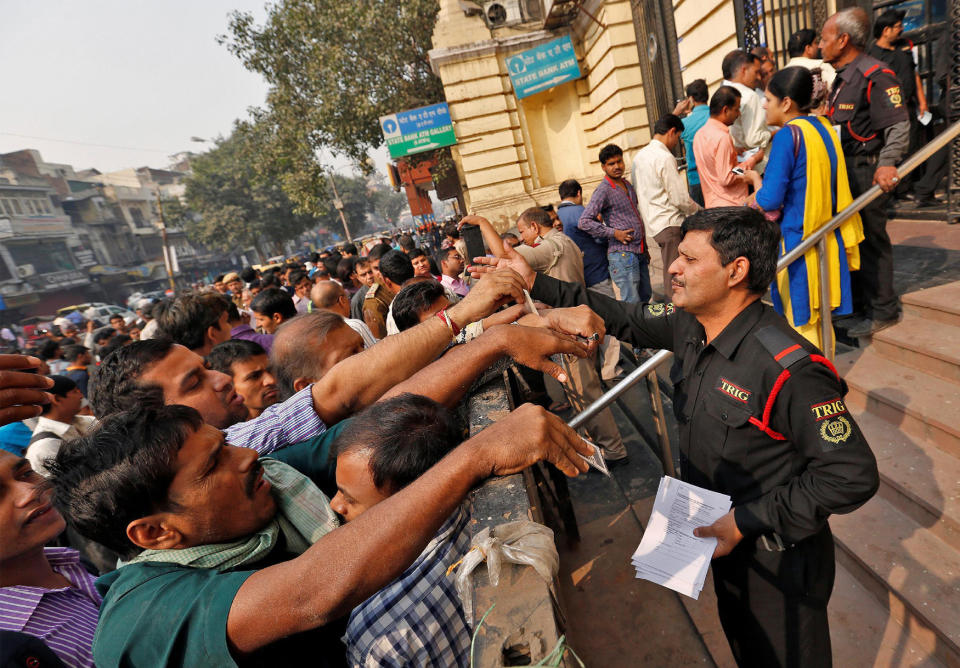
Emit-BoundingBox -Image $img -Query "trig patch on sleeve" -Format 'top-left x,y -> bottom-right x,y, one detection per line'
810,398 -> 848,421
811,398 -> 853,449
884,86 -> 903,108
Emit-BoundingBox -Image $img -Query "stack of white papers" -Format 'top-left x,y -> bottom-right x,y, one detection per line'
631,476 -> 732,599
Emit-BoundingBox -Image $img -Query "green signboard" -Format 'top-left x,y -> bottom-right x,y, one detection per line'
380,103 -> 457,159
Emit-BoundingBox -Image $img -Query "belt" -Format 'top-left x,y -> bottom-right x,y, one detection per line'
756,533 -> 795,552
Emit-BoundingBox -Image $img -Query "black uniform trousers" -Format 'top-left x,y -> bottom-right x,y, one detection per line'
712,525 -> 835,668
846,156 -> 901,322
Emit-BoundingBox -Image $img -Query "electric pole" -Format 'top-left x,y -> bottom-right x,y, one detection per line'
326,171 -> 352,243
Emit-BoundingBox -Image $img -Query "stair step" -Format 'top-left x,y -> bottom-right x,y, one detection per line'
831,494 -> 960,667
838,348 -> 960,458
829,560 -> 946,667
902,283 -> 960,329
871,315 -> 960,384
856,410 -> 960,552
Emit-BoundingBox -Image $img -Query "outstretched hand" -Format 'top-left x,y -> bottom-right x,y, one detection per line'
494,324 -> 590,384
0,355 -> 54,426
447,267 -> 527,327
469,402 -> 592,478
468,241 -> 536,289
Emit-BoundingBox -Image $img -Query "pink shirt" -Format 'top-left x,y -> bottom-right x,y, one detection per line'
693,117 -> 749,208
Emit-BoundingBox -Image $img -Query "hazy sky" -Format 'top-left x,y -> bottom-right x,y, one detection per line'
0,1 -> 377,175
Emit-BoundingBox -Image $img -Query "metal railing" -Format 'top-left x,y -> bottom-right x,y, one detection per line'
569,119 -> 960,470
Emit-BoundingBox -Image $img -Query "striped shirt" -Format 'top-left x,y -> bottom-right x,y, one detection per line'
0,548 -> 101,668
224,384 -> 326,455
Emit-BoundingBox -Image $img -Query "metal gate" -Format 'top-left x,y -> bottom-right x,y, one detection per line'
734,0 -> 829,65
630,0 -> 685,128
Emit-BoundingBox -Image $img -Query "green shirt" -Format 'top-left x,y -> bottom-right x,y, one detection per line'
92,421 -> 350,668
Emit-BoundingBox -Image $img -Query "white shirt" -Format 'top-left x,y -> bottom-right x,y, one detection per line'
723,80 -> 772,154
631,139 -> 700,237
139,319 -> 159,340
785,56 -> 836,88
27,415 -> 97,476
344,317 -> 378,348
292,294 -> 310,314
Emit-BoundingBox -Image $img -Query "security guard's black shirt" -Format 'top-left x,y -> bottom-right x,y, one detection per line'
531,274 -> 879,544
828,53 -> 909,157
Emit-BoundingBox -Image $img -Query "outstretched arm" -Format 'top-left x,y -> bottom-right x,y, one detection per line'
227,404 -> 593,655
312,269 -> 528,424
383,322 -> 594,406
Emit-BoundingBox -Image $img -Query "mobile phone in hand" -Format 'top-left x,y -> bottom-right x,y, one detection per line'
731,167 -> 745,176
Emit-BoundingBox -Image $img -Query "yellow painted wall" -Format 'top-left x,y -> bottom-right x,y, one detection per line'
430,0 -> 649,229
674,0 -> 738,92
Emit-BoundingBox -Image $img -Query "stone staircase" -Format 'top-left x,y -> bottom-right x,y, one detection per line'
831,281 -> 960,668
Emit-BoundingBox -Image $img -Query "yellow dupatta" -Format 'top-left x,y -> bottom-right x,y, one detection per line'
775,116 -> 864,353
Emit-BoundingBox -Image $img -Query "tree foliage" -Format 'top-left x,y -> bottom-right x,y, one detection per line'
222,0 -> 443,166
182,122 -> 316,256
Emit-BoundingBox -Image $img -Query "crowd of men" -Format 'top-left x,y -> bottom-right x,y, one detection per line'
0,6 -> 942,667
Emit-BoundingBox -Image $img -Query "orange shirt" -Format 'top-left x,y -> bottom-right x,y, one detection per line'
693,117 -> 749,208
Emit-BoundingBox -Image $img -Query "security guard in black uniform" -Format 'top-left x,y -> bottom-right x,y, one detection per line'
821,7 -> 910,338
472,207 -> 879,667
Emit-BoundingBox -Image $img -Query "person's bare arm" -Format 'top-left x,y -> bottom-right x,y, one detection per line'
226,403 -> 593,655
462,214 -> 509,259
915,71 -> 927,115
312,269 -> 527,424
383,323 -> 591,406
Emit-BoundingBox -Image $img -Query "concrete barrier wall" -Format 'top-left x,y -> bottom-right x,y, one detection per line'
464,371 -> 569,666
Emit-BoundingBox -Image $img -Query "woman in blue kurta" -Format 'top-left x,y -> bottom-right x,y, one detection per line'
749,67 -> 863,354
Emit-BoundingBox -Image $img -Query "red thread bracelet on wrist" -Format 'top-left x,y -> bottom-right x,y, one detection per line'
436,309 -> 461,337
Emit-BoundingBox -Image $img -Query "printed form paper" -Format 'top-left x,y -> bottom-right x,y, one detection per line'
631,476 -> 731,599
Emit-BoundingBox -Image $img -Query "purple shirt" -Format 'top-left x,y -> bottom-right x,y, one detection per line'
224,384 -> 326,454
230,323 -> 274,354
578,176 -> 647,255
0,547 -> 101,668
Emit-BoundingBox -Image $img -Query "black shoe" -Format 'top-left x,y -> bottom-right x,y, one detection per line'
604,456 -> 631,469
915,196 -> 944,209
846,314 -> 902,337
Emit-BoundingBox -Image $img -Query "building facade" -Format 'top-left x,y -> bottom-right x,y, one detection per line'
427,0 -> 860,230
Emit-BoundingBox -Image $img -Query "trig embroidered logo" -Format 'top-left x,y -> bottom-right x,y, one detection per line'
810,398 -> 847,421
820,416 -> 852,444
717,377 -> 751,403
647,303 -> 675,317
837,103 -> 855,111
885,86 -> 902,107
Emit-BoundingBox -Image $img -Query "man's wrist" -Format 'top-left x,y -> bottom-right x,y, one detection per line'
445,302 -> 471,330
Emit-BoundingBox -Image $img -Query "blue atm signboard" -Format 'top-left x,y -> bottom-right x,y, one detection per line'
506,35 -> 581,99
379,103 -> 457,159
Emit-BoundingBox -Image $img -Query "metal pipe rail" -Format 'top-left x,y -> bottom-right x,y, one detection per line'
779,118 -> 960,268
567,119 -> 960,463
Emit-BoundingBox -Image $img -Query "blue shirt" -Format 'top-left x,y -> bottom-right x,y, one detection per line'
681,104 -> 710,185
0,422 -> 33,456
558,201 -> 608,287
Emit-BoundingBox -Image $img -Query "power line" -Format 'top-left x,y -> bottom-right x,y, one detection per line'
0,132 -> 181,154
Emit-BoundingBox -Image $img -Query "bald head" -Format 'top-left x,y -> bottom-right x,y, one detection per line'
311,280 -> 349,317
270,312 -> 364,400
